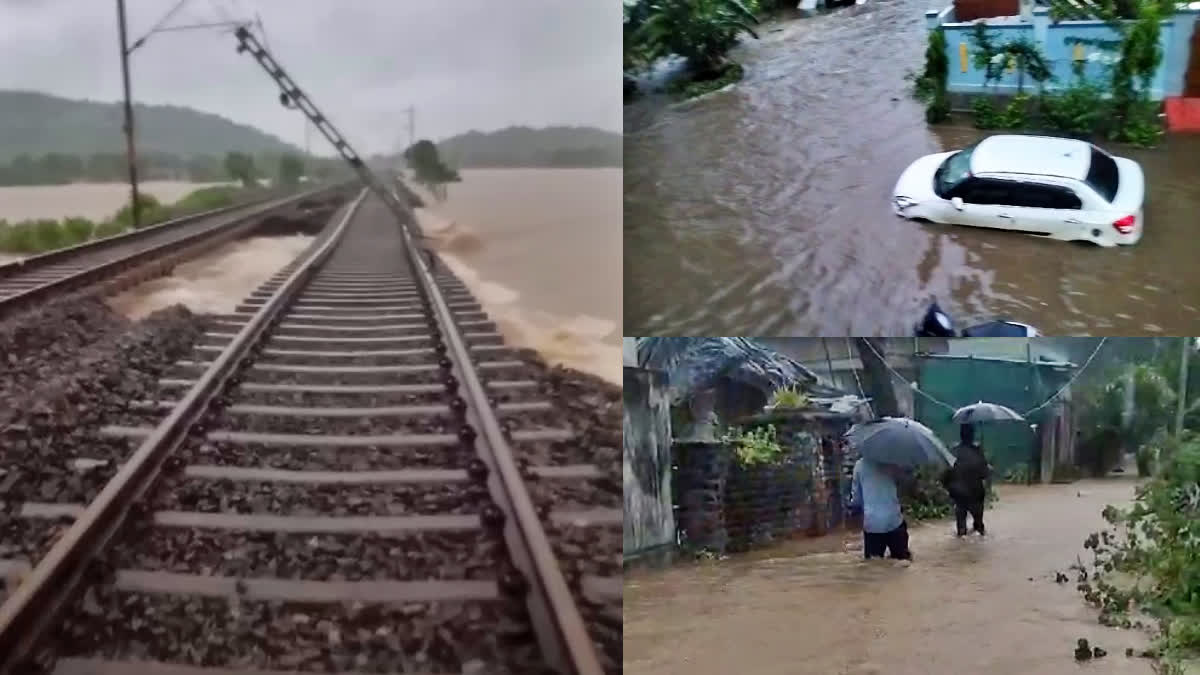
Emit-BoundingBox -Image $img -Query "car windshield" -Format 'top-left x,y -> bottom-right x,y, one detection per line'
1085,146 -> 1119,202
934,144 -> 976,196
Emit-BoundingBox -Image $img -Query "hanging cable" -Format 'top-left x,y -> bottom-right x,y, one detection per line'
1022,337 -> 1107,416
128,0 -> 190,51
857,338 -> 957,414
858,336 -> 1108,417
845,338 -> 875,419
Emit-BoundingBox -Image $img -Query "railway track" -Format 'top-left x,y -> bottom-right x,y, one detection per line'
0,188 -> 620,674
0,183 -> 351,319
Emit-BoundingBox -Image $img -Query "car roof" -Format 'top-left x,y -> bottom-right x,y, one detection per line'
969,135 -> 1092,181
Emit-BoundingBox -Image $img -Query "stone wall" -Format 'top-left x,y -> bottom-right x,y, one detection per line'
672,410 -> 855,555
672,441 -> 731,553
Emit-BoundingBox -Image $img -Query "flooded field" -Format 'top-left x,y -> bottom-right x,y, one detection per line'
624,1 -> 1200,336
0,181 -> 231,222
624,479 -> 1153,675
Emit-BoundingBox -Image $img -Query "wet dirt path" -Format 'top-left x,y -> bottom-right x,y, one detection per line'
624,479 -> 1154,675
623,1 -> 1200,336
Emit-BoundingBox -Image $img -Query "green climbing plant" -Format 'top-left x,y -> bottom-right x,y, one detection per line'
970,25 -> 1053,94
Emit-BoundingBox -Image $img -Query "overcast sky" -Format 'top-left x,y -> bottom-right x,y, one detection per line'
0,0 -> 620,155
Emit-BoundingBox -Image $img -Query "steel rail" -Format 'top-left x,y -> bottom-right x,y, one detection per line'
386,185 -> 605,675
0,188 -> 369,674
0,182 -> 350,319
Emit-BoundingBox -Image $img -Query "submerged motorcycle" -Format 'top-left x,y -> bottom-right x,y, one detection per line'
914,301 -> 1039,338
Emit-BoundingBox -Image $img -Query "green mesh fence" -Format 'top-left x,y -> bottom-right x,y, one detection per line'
914,355 -> 1074,479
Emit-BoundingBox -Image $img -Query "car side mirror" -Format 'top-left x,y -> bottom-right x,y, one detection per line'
951,197 -> 965,210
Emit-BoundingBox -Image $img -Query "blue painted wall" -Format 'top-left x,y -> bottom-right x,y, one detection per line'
925,5 -> 1200,99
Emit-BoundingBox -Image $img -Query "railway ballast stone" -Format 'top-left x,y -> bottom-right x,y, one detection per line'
0,301 -> 207,568
1,301 -> 204,433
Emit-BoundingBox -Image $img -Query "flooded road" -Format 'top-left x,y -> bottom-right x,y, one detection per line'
623,1 -> 1200,336
624,479 -> 1153,675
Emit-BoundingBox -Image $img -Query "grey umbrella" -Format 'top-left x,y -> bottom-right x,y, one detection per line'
844,417 -> 956,469
952,401 -> 1025,424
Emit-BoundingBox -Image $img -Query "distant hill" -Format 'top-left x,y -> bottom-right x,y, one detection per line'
434,126 -> 621,169
0,90 -> 300,162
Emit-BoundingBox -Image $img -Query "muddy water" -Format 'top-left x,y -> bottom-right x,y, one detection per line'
623,1 -> 1200,336
625,479 -> 1154,675
413,168 -> 621,383
106,234 -> 315,319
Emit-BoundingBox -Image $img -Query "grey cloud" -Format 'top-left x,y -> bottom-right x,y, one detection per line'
0,0 -> 620,155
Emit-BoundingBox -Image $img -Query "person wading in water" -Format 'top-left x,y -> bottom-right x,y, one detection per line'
942,424 -> 992,536
848,458 -> 913,562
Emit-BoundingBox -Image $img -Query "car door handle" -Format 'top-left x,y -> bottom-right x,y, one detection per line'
1064,218 -> 1081,224
997,214 -> 1013,219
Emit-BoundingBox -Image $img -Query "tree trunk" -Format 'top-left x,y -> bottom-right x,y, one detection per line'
854,338 -> 902,418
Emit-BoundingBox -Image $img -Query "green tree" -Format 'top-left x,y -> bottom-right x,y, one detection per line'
1078,363 -> 1177,473
223,151 -> 257,187
404,140 -> 461,200
633,0 -> 760,78
278,153 -> 304,186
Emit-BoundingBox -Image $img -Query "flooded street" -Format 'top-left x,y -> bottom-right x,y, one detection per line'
624,1 -> 1200,336
625,479 -> 1154,675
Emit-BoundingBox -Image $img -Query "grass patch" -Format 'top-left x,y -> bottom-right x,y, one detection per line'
669,62 -> 745,101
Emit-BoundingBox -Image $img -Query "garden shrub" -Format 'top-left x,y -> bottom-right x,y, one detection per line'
1038,79 -> 1107,137
1081,434 -> 1200,669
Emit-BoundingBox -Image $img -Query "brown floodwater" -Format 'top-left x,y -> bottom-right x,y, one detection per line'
624,479 -> 1156,675
90,169 -> 620,382
623,1 -> 1200,336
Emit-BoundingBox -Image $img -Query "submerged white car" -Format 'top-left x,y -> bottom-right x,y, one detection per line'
892,135 -> 1145,247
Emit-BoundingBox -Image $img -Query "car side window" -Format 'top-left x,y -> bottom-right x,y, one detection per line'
1010,183 -> 1082,210
955,178 -> 1016,206
1052,187 -> 1084,210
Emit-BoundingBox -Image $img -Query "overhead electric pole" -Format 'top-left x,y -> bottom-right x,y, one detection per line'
116,0 -> 142,228
114,0 -> 246,228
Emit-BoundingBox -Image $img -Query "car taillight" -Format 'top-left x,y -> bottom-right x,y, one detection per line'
1113,215 -> 1136,235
